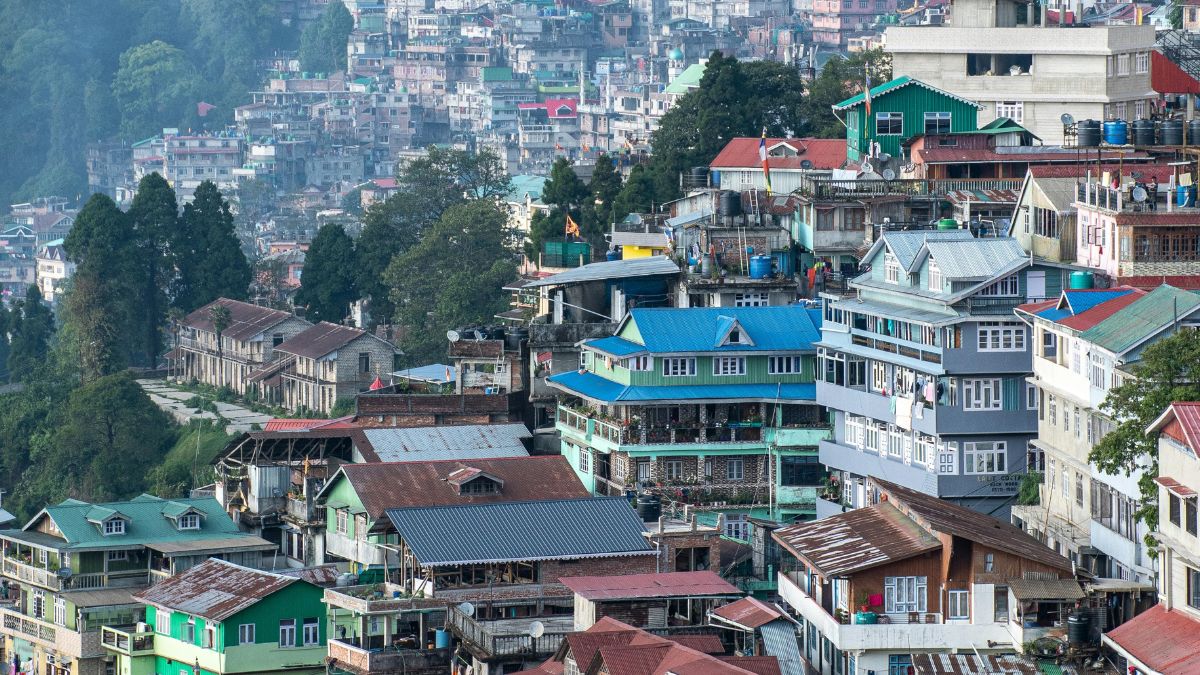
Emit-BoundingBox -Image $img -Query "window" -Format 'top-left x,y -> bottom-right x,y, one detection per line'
577,447 -> 590,473
875,112 -> 903,135
54,597 -> 66,626
662,358 -> 696,377
889,655 -> 913,675
103,519 -> 125,535
996,101 -> 1023,123
964,441 -> 1007,474
239,623 -> 255,645
914,435 -> 934,466
279,619 -> 297,648
1171,493 -> 1182,526
1188,498 -> 1198,536
1190,567 -> 1200,610
32,590 -> 44,619
1074,408 -> 1081,439
725,513 -> 750,540
335,508 -> 348,534
177,514 -> 201,530
665,460 -> 683,480
978,274 -> 1019,296
1049,394 -> 1057,426
1075,471 -> 1085,507
994,586 -> 1009,622
358,352 -> 371,373
977,322 -> 1026,352
843,208 -> 865,232
734,292 -> 768,307
1034,207 -> 1060,238
1026,383 -> 1038,410
712,356 -> 746,376
883,576 -> 927,613
816,209 -> 835,231
924,112 -> 951,135
626,355 -> 651,371
203,624 -> 217,649
182,619 -> 196,643
1117,53 -> 1130,75
302,618 -> 319,646
1135,51 -> 1149,74
768,356 -> 803,375
948,590 -> 969,619
984,553 -> 995,572
963,378 -> 1002,410
884,253 -> 901,284
637,460 -> 651,482
726,458 -> 744,481
727,329 -> 742,344
107,550 -> 128,562
928,259 -> 942,291
871,361 -> 889,392
937,442 -> 958,474
780,456 -> 822,486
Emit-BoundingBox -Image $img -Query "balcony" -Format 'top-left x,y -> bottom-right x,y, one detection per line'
798,176 -> 1022,200
447,605 -> 571,659
285,494 -> 325,525
1,606 -> 57,647
328,638 -> 449,675
1,557 -> 113,591
100,626 -> 154,655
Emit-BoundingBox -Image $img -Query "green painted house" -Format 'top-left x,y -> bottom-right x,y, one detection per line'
0,496 -> 275,675
834,76 -> 982,163
547,306 -> 832,529
104,559 -> 327,675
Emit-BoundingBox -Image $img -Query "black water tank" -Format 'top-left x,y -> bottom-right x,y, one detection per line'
1162,119 -> 1184,146
1067,612 -> 1092,646
718,190 -> 742,217
690,166 -> 709,186
636,493 -> 661,522
1133,119 -> 1156,146
1188,120 -> 1200,146
1077,119 -> 1101,147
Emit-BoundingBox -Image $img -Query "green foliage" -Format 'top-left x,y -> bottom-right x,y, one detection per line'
299,1 -> 354,74
590,153 -> 623,223
127,173 -> 179,365
173,181 -> 252,312
6,286 -> 53,383
803,49 -> 893,139
331,397 -> 356,417
296,224 -> 359,324
1017,472 -> 1042,506
148,420 -> 231,498
385,200 -> 519,364
112,41 -> 202,140
610,165 -> 661,226
534,158 -> 599,255
1090,329 -> 1200,553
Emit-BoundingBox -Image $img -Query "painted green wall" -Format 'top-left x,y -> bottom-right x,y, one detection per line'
845,85 -> 979,162
624,354 -> 815,387
323,477 -> 364,538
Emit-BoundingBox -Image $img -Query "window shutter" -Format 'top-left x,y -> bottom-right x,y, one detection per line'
1002,378 -> 1020,411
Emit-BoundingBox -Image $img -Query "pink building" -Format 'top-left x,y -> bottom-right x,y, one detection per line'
811,0 -> 899,47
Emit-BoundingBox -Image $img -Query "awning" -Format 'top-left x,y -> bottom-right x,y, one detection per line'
1008,578 -> 1084,601
144,536 -> 276,555
1156,476 -> 1198,498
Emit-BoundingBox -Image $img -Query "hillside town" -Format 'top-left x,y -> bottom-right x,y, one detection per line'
7,0 -> 1200,674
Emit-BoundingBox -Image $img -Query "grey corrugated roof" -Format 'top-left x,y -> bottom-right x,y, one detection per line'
874,229 -> 974,271
525,256 -> 680,288
611,231 -> 669,248
921,237 -> 1027,281
830,297 -> 961,326
362,424 -> 531,462
1008,578 -> 1084,601
666,209 -> 712,228
758,621 -> 804,675
384,497 -> 654,566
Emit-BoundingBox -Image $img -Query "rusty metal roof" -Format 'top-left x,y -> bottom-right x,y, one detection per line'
911,654 -> 1038,675
275,321 -> 394,359
561,571 -> 738,600
448,340 -> 505,358
1008,578 -> 1084,601
134,558 -> 302,620
276,564 -> 341,587
773,502 -> 940,577
1104,605 -> 1200,675
709,597 -> 787,630
183,298 -> 297,342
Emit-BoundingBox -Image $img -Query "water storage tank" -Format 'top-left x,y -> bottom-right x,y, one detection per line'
1069,271 -> 1095,289
1103,120 -> 1128,145
1076,120 -> 1102,147
937,218 -> 958,230
606,249 -> 621,261
690,166 -> 709,186
1161,119 -> 1184,145
1189,119 -> 1200,145
1067,612 -> 1091,646
636,493 -> 661,521
749,255 -> 772,279
1180,185 -> 1197,207
718,190 -> 742,217
1133,119 -> 1156,146
434,629 -> 451,649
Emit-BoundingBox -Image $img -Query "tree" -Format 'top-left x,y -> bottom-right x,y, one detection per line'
127,173 -> 178,365
534,158 -> 595,255
63,271 -> 128,382
111,41 -> 202,139
385,201 -> 519,364
589,153 -> 623,230
173,181 -> 252,312
295,224 -> 358,324
610,165 -> 661,225
298,1 -> 354,73
208,304 -> 231,388
1090,328 -> 1200,549
803,49 -> 893,139
7,286 -> 53,383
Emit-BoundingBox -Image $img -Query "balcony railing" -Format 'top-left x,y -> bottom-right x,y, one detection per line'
1,607 -> 56,645
100,626 -> 154,655
285,495 -> 325,524
447,606 -> 570,658
328,638 -> 449,674
3,556 -> 141,591
799,176 -> 1022,200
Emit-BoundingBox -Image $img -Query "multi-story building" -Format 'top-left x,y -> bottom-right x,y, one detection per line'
104,559 -> 328,675
274,322 -> 402,414
885,0 -> 1156,144
549,305 -> 831,528
811,0 -> 898,47
816,230 -> 1065,519
775,478 -> 1079,675
1010,284 -> 1200,582
1105,402 -> 1200,674
174,298 -> 311,396
0,495 -> 274,675
164,133 -> 245,199
34,239 -> 74,304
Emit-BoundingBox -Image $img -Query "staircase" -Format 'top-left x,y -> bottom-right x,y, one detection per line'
1158,30 -> 1200,81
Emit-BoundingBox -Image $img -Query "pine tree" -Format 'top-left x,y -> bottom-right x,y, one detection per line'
127,173 -> 178,365
6,285 -> 53,383
296,224 -> 358,324
173,181 -> 251,312
589,154 -> 622,229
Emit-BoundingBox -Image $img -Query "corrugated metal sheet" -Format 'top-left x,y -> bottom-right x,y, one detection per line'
1007,578 -> 1083,601
561,571 -> 738,600
384,497 -> 653,565
183,298 -> 293,341
1104,605 -> 1200,675
710,597 -> 785,629
828,297 -> 960,326
275,321 -> 373,359
1080,285 -> 1200,354
773,502 -> 941,577
525,255 -> 680,288
33,495 -> 251,550
666,210 -> 713,228
585,336 -> 647,357
628,306 -> 820,354
548,370 -> 816,404
873,230 -> 974,272
611,231 -> 669,248
757,622 -> 803,675
362,424 -> 530,462
134,559 -> 298,620
922,238 -> 1027,281
910,654 -> 1038,674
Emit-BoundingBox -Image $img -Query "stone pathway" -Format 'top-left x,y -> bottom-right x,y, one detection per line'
137,379 -> 272,434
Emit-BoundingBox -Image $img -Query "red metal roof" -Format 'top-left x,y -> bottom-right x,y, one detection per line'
1149,402 -> 1200,453
1154,475 -> 1198,497
1153,50 -> 1200,96
710,596 -> 785,629
561,571 -> 739,600
263,416 -> 356,431
1059,289 -> 1147,331
920,148 -> 1149,164
667,634 -> 726,654
1105,605 -> 1200,674
709,137 -> 846,171
1029,163 -> 1175,180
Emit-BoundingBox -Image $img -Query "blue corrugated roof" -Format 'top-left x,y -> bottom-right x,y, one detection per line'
626,306 -> 821,354
585,336 -> 647,357
548,370 -> 815,403
1063,289 -> 1134,315
384,497 -> 653,565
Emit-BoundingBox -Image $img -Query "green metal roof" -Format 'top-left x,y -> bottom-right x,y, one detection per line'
833,75 -> 982,111
1081,285 -> 1200,355
482,66 -> 514,82
953,116 -> 1040,139
664,63 -> 707,95
3,495 -> 252,551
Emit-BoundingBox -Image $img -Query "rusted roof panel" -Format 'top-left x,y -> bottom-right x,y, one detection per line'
911,654 -> 1038,674
773,502 -> 941,577
134,558 -> 298,620
184,298 -> 296,342
1104,605 -> 1200,675
561,571 -> 738,600
710,597 -> 786,629
275,321 -> 376,359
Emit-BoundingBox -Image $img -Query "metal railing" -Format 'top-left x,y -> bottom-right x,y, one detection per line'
100,626 -> 154,654
1,607 -> 56,644
447,606 -> 569,658
799,176 -> 1022,200
328,638 -> 449,674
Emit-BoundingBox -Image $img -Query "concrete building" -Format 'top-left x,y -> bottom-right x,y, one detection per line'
275,322 -> 402,415
885,0 -> 1156,144
34,239 -> 74,304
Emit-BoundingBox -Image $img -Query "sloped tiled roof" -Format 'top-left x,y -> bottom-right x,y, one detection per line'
275,321 -> 385,359
709,138 -> 846,171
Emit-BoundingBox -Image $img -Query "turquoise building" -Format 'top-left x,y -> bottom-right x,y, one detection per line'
834,76 -> 982,163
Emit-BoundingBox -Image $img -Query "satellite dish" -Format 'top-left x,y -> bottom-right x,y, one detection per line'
446,330 -> 461,342
800,159 -> 814,170
882,168 -> 897,181
56,567 -> 73,579
1061,113 -> 1075,126
878,152 -> 892,162
458,602 -> 475,617
1131,186 -> 1148,202
528,621 -> 546,638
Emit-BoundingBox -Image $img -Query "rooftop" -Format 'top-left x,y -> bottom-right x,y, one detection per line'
613,305 -> 822,354
773,502 -> 941,577
560,571 -> 739,600
709,597 -> 789,630
134,559 -> 304,620
359,424 -> 530,462
548,370 -> 816,404
275,321 -> 389,359
183,298 -> 295,341
524,255 -> 680,288
833,75 -> 982,112
709,138 -> 846,171
1104,605 -> 1200,675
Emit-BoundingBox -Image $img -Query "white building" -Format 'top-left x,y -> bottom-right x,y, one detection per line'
33,239 -> 74,304
885,0 -> 1156,144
